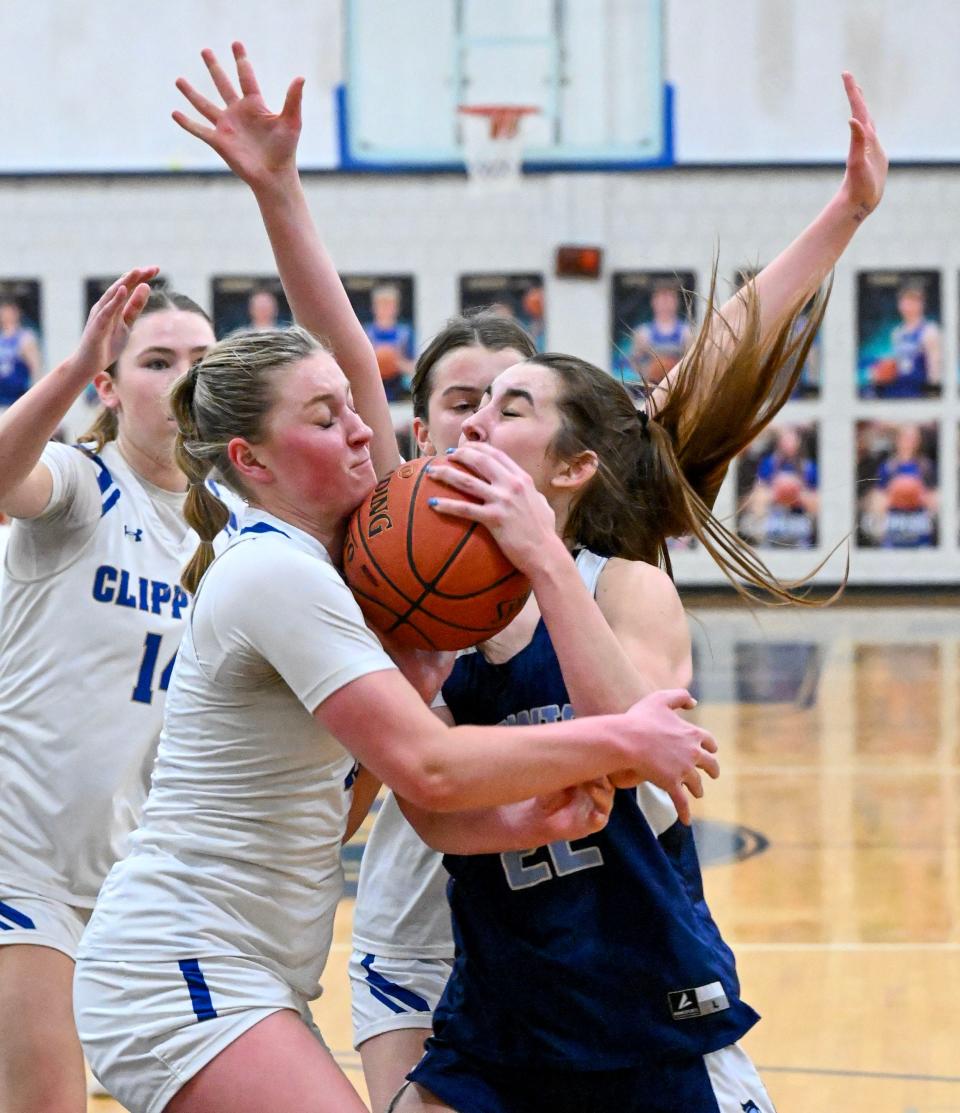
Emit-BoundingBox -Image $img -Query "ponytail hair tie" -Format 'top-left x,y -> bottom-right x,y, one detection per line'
637,408 -> 651,438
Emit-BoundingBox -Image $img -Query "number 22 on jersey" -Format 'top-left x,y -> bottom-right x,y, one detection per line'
501,840 -> 605,891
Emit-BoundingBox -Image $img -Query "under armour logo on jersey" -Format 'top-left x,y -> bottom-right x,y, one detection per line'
124,526 -> 143,542
741,1101 -> 761,1112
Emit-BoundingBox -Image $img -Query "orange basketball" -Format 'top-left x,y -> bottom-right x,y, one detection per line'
886,473 -> 926,512
872,357 -> 898,386
343,457 -> 531,650
771,472 -> 804,508
375,343 -> 401,382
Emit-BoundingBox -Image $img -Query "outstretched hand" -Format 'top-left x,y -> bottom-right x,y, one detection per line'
72,267 -> 159,380
173,41 -> 303,187
840,71 -> 887,220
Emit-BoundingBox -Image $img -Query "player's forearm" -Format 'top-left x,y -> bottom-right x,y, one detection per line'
652,191 -> 867,422
722,193 -> 866,337
389,714 -> 632,814
250,170 -> 400,474
0,358 -> 88,502
397,796 -> 556,854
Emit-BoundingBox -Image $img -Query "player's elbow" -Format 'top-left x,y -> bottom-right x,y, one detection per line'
385,741 -> 461,812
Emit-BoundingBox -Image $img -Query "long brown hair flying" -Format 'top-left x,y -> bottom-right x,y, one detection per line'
537,272 -> 831,604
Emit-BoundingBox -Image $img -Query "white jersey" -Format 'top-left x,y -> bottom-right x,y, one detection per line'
352,549 -> 609,961
79,507 -> 396,1000
0,442 -> 238,907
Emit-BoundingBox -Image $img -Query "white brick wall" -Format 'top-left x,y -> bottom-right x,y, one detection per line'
1,163 -> 957,584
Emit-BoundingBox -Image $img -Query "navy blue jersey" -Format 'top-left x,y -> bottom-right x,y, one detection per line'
878,321 -> 932,398
434,553 -> 758,1069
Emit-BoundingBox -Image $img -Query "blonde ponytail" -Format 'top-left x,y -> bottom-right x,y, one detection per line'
169,364 -> 230,592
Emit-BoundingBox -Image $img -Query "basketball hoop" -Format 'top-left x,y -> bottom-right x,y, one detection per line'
457,105 -> 539,193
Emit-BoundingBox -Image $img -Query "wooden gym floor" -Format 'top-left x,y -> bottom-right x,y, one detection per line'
89,603 -> 960,1112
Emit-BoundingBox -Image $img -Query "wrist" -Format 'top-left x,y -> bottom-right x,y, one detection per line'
829,186 -> 874,227
524,532 -> 576,588
56,355 -> 98,389
598,714 -> 639,771
250,164 -> 302,204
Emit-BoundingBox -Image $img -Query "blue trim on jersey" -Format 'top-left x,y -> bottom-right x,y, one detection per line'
178,958 -> 218,1022
74,444 -> 114,494
344,761 -> 360,790
72,444 -> 122,516
240,522 -> 290,539
100,487 -> 121,518
0,900 -> 37,930
361,953 -> 431,1014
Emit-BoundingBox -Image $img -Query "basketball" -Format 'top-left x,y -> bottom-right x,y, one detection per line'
375,343 -> 401,381
872,356 -> 899,385
343,457 -> 531,650
886,473 -> 926,512
771,471 -> 804,508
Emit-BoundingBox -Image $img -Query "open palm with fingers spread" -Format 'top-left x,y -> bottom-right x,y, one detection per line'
173,41 -> 303,187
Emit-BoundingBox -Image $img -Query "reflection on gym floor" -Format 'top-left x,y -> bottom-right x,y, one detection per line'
90,605 -> 960,1113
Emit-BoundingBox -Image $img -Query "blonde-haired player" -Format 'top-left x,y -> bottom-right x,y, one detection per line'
0,272 -> 236,1113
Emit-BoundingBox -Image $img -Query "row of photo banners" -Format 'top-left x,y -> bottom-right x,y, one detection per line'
0,273 -> 956,551
1,268 -> 956,404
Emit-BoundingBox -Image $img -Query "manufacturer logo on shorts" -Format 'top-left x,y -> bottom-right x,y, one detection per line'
741,1102 -> 761,1112
667,980 -> 730,1020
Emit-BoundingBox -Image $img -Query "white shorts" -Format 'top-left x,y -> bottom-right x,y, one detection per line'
0,887 -> 90,959
74,955 -> 325,1113
349,949 -> 453,1048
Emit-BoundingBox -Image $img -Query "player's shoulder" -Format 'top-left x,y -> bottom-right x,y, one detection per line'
39,439 -> 104,494
215,528 -> 344,607
597,555 -> 682,617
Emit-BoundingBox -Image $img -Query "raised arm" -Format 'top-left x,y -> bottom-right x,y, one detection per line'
173,42 -> 400,477
650,72 -> 887,420
0,271 -> 155,519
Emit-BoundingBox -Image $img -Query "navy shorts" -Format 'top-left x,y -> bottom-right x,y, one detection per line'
407,1037 -> 776,1113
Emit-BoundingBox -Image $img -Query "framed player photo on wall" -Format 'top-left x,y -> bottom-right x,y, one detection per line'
0,278 -> 42,409
341,274 -> 416,404
84,275 -> 171,319
736,422 -> 819,550
459,273 -> 545,351
734,267 -> 820,399
210,275 -> 292,338
856,271 -> 942,400
611,270 -> 696,399
855,420 -> 939,549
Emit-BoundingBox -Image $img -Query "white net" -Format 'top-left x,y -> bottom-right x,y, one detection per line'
458,107 -> 536,193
